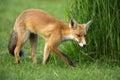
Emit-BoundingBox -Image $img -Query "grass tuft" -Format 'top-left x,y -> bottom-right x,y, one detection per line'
65,0 -> 120,65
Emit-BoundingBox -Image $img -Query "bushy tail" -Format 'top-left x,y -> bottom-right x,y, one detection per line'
8,30 -> 24,57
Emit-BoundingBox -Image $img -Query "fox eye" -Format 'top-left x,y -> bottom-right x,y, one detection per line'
76,34 -> 81,37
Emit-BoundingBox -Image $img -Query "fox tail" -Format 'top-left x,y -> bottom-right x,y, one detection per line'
8,30 -> 24,57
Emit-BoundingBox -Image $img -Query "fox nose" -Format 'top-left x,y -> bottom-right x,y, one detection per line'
83,44 -> 86,47
79,43 -> 86,47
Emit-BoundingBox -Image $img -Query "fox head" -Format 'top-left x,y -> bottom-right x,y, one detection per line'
69,19 -> 92,47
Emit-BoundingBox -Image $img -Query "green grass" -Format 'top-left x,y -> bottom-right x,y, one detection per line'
1,54 -> 120,80
66,0 -> 120,64
1,58 -> 120,80
0,0 -> 120,80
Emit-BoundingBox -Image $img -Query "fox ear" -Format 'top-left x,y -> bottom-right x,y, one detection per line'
86,20 -> 93,31
69,19 -> 77,29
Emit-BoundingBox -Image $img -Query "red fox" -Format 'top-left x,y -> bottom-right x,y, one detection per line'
8,9 -> 92,66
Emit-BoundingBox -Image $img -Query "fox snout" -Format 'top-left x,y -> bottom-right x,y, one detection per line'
79,39 -> 86,47
74,37 -> 86,47
79,42 -> 86,47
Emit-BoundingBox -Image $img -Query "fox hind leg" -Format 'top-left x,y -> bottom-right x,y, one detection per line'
14,31 -> 30,63
29,33 -> 38,64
